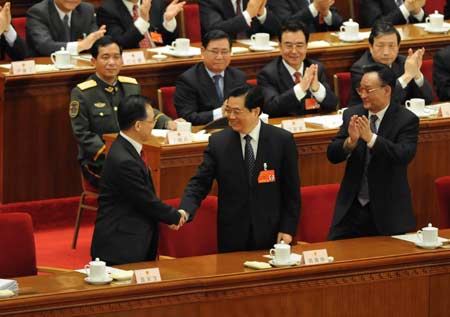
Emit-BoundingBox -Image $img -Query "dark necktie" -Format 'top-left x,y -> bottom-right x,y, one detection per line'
235,0 -> 247,39
357,115 -> 378,206
213,75 -> 224,106
244,135 -> 256,185
293,71 -> 301,84
63,14 -> 70,41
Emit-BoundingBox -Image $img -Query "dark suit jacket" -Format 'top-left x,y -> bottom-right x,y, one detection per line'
180,122 -> 301,253
198,0 -> 280,38
96,0 -> 177,49
174,63 -> 247,125
327,99 -> 419,235
257,57 -> 338,117
433,45 -> 450,101
349,50 -> 434,106
359,0 -> 426,28
446,0 -> 450,19
0,33 -> 27,61
26,0 -> 98,56
91,135 -> 181,265
267,0 -> 342,33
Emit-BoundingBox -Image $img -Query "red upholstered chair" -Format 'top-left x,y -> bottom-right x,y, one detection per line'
421,59 -> 438,102
12,17 -> 27,40
158,196 -> 218,258
72,173 -> 99,249
435,176 -> 450,229
157,86 -> 178,119
333,72 -> 351,108
424,0 -> 446,14
296,184 -> 340,243
180,4 -> 201,43
247,78 -> 257,86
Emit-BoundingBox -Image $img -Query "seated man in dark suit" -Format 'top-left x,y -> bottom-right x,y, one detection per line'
179,85 -> 301,253
26,0 -> 106,56
97,0 -> 184,49
199,0 -> 280,39
0,2 -> 27,60
433,45 -> 450,101
257,19 -> 337,117
91,95 -> 186,265
70,36 -> 181,188
349,21 -> 433,106
359,0 -> 426,28
174,30 -> 247,125
327,63 -> 419,240
267,0 -> 343,33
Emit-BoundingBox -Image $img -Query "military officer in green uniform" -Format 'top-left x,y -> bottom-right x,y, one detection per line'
70,36 -> 181,187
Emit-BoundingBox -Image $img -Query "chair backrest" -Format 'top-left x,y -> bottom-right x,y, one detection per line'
296,184 -> 340,243
158,196 -> 218,257
424,0 -> 446,14
333,72 -> 351,108
350,0 -> 359,21
12,17 -> 27,40
180,4 -> 201,43
421,59 -> 438,102
157,86 -> 178,119
435,176 -> 450,229
247,78 -> 257,86
0,212 -> 37,278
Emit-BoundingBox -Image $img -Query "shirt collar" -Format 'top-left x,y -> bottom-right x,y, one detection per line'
282,59 -> 304,77
119,131 -> 142,155
369,104 -> 389,122
123,0 -> 136,15
240,119 -> 262,143
204,66 -> 225,79
53,0 -> 72,21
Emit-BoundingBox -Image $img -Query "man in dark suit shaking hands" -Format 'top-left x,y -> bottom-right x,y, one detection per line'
179,85 -> 301,253
327,64 -> 419,240
91,95 -> 186,265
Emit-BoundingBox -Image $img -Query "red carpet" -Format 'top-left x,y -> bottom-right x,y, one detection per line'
0,196 -> 96,270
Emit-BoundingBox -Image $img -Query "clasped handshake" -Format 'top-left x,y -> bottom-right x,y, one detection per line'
169,209 -> 188,230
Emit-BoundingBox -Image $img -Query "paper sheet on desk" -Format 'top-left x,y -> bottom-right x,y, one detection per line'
307,41 -> 331,48
304,114 -> 343,129
331,31 -> 371,40
236,39 -> 278,47
151,129 -> 211,142
391,233 -> 449,244
75,266 -> 131,276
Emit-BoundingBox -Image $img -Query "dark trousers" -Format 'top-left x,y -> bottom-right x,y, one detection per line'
328,198 -> 380,240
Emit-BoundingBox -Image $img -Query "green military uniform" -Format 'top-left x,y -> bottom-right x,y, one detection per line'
70,74 -> 171,187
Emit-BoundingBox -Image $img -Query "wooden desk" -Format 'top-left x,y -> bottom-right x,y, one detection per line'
2,231 -> 450,316
0,24 -> 449,202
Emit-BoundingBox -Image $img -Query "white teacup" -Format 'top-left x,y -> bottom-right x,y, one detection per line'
426,10 -> 444,29
417,223 -> 438,245
51,47 -> 71,69
251,33 -> 270,48
405,98 -> 425,112
269,242 -> 291,265
176,121 -> 192,133
84,258 -> 107,282
340,19 -> 359,38
171,38 -> 190,52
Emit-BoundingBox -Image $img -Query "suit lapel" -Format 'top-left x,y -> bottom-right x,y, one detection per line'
224,0 -> 235,18
278,58 -> 295,91
199,64 -> 221,108
377,103 -> 398,137
253,122 -> 267,185
48,1 -> 65,41
117,0 -> 134,29
229,130 -> 247,185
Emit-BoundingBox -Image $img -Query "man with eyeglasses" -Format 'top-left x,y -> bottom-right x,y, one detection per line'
174,29 -> 247,125
91,95 -> 187,265
70,36 -> 180,188
257,19 -> 337,117
348,21 -> 433,107
327,63 -> 419,240
179,85 -> 300,253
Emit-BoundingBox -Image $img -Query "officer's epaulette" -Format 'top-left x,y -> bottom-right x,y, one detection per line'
118,76 -> 138,85
77,79 -> 97,91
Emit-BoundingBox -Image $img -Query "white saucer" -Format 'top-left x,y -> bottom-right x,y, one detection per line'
338,33 -> 364,42
268,259 -> 299,267
415,241 -> 443,249
406,107 -> 437,118
162,47 -> 201,57
249,45 -> 275,52
424,25 -> 450,33
152,54 -> 167,60
56,64 -> 74,70
84,276 -> 113,285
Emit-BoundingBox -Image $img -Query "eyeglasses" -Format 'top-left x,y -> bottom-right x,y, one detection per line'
205,49 -> 231,56
282,42 -> 306,51
224,106 -> 245,116
356,86 -> 385,96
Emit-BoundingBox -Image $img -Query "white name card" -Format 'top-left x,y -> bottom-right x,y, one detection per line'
134,268 -> 161,284
438,103 -> 450,118
122,51 -> 146,65
10,60 -> 36,75
166,131 -> 192,144
281,118 -> 306,133
302,249 -> 329,266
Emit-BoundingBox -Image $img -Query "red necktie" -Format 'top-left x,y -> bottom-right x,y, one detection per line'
132,5 -> 152,48
294,72 -> 301,84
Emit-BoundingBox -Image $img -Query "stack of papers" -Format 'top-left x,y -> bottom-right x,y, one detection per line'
304,114 -> 343,129
0,278 -> 18,293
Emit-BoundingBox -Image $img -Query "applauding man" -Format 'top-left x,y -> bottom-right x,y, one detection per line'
97,0 -> 185,49
360,0 -> 426,28
0,2 -> 27,60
